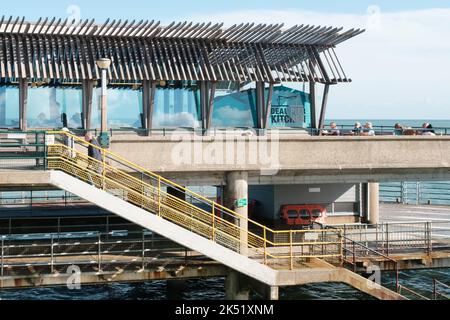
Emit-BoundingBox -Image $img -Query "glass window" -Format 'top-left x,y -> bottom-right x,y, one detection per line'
299,209 -> 310,219
212,83 -> 257,128
0,86 -> 19,128
311,209 -> 322,218
91,87 -> 143,129
152,82 -> 201,129
27,86 -> 82,129
287,210 -> 298,219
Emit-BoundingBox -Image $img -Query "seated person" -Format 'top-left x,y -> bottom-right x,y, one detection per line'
352,122 -> 363,135
421,123 -> 436,136
324,122 -> 341,136
393,123 -> 403,136
361,122 -> 375,136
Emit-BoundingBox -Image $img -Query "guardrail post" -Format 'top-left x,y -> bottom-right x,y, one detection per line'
427,222 -> 432,255
157,177 -> 161,217
1,237 -> 4,278
386,223 -> 390,256
98,234 -> 102,272
50,234 -> 54,273
395,261 -> 399,293
102,150 -> 106,191
433,278 -> 437,300
352,240 -> 356,272
339,230 -> 344,266
263,228 -> 267,265
142,230 -> 145,270
212,204 -> 216,242
289,230 -> 293,270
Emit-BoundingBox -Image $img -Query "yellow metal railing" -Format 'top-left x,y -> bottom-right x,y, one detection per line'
46,131 -> 343,269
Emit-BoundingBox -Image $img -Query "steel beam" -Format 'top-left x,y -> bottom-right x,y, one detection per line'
19,78 -> 28,131
142,80 -> 156,132
255,81 -> 265,129
309,81 -> 317,130
318,83 -> 330,130
82,80 -> 95,130
264,83 -> 274,129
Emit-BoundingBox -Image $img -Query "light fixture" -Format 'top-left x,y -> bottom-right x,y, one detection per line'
159,80 -> 167,87
96,57 -> 112,70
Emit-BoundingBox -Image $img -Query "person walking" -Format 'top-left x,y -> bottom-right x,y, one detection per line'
85,132 -> 103,186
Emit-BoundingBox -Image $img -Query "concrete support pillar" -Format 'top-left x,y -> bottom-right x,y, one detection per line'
265,286 -> 279,301
368,182 -> 380,225
225,271 -> 250,300
166,280 -> 186,300
225,171 -> 248,255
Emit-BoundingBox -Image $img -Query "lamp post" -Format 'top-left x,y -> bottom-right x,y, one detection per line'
96,58 -> 111,148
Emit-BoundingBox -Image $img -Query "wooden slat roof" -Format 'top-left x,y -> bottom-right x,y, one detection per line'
0,16 -> 364,84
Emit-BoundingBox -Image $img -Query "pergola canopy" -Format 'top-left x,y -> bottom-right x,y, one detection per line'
0,16 -> 364,84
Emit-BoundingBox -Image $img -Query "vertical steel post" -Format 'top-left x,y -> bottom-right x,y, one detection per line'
395,262 -> 399,293
289,230 -> 293,270
339,230 -> 343,266
50,234 -> 54,273
352,241 -> 356,272
427,222 -> 432,255
102,150 -> 106,190
263,228 -> 267,265
433,279 -> 437,300
386,223 -> 390,256
1,237 -> 4,278
142,230 -> 145,270
158,177 -> 161,217
98,234 -> 102,272
212,203 -> 215,242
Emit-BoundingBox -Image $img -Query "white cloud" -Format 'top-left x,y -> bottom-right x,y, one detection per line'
213,105 -> 254,127
186,8 -> 450,119
154,112 -> 201,128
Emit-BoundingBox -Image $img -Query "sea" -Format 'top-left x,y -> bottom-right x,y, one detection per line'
1,119 -> 450,300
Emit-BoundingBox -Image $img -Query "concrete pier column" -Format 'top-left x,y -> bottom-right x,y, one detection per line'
225,271 -> 250,300
264,286 -> 279,300
224,171 -> 248,255
368,183 -> 380,225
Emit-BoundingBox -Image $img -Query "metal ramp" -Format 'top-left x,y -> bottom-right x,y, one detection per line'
4,130 -> 403,299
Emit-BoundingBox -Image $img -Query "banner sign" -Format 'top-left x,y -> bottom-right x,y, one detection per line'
270,105 -> 305,127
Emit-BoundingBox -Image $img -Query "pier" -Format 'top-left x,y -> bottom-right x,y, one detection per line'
0,16 -> 449,301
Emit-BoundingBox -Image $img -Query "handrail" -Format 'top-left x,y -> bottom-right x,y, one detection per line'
44,132 -> 343,268
47,131 -> 279,233
398,284 -> 430,300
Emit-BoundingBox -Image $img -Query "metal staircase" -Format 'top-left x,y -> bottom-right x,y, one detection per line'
45,131 -> 343,276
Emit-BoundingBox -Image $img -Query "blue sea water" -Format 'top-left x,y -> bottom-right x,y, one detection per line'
0,268 -> 449,300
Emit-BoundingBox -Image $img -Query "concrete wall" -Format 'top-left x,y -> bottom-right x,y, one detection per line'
249,185 -> 274,220
108,134 -> 450,185
249,183 -> 360,221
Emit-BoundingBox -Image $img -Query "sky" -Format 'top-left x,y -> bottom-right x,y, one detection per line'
2,0 -> 450,119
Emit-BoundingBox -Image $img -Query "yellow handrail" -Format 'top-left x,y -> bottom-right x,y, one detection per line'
46,132 -> 343,268
47,131 -> 270,230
